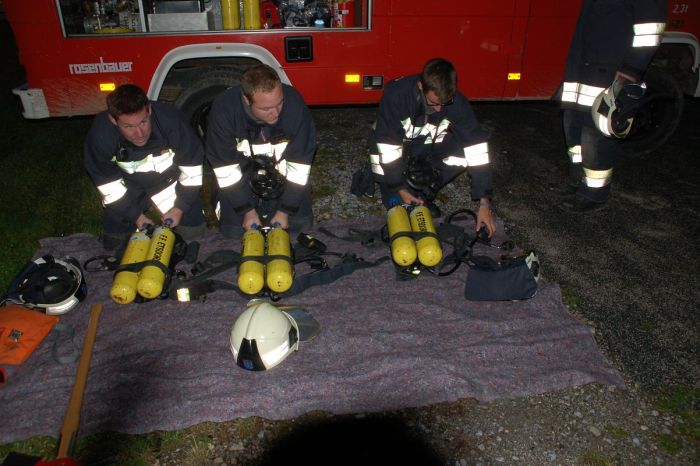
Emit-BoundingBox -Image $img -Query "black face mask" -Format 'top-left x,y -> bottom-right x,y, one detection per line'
249,155 -> 283,199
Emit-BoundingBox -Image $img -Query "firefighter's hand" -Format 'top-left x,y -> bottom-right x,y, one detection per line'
270,211 -> 289,230
243,209 -> 262,231
398,188 -> 424,206
162,207 -> 183,228
476,203 -> 496,239
136,213 -> 153,231
615,70 -> 637,83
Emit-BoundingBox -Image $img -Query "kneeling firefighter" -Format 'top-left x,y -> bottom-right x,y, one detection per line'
206,63 -> 316,241
365,58 -> 496,237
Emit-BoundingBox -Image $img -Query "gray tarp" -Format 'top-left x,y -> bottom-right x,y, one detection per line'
0,217 -> 624,443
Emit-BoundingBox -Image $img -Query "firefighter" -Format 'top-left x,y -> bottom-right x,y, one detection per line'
84,84 -> 206,250
206,64 -> 315,239
367,58 -> 496,237
551,0 -> 667,212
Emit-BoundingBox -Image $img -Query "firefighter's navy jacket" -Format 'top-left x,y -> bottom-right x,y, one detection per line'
206,84 -> 315,216
368,74 -> 493,200
84,102 -> 204,222
562,0 -> 667,108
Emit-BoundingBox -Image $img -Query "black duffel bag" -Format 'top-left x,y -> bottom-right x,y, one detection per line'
464,252 -> 540,301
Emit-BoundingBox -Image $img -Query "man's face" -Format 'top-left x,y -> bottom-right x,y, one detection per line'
418,82 -> 453,114
245,83 -> 284,125
109,105 -> 152,147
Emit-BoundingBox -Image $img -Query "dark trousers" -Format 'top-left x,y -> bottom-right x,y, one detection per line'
563,108 -> 622,202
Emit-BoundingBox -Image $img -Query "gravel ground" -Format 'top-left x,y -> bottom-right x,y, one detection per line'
152,384 -> 691,466
152,103 -> 698,465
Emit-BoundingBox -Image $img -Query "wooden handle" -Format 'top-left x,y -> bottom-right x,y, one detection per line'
56,303 -> 103,459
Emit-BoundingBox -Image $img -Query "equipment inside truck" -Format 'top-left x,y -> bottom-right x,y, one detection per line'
58,0 -> 364,35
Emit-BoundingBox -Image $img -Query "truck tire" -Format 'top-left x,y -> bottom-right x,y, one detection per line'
175,70 -> 244,140
621,68 -> 684,158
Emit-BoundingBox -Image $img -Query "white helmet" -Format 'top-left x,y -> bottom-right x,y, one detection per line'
3,256 -> 87,315
591,78 -> 647,139
230,300 -> 319,371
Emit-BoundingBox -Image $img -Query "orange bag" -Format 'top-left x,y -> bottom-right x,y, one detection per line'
0,304 -> 59,365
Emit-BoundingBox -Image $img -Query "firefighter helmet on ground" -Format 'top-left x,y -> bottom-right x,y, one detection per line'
3,256 -> 87,315
230,300 -> 300,371
230,300 -> 320,371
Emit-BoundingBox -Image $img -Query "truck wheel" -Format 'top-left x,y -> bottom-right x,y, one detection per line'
175,71 -> 243,140
621,68 -> 684,158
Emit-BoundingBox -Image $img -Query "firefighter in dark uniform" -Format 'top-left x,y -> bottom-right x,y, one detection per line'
84,84 -> 206,250
552,0 -> 667,212
206,64 -> 315,239
368,58 -> 496,236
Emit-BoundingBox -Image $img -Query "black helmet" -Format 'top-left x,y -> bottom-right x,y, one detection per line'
3,255 -> 87,315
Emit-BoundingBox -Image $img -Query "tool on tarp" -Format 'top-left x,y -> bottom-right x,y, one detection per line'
2,303 -> 103,466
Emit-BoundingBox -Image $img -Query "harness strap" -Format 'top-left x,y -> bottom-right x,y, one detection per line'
318,226 -> 387,247
284,254 -> 389,297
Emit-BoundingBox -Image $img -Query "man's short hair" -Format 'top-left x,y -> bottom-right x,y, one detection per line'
420,58 -> 457,103
106,84 -> 149,120
241,64 -> 282,103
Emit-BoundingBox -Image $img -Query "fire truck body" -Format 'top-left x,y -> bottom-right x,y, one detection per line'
5,0 -> 699,150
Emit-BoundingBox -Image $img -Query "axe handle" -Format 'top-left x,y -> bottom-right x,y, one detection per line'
56,303 -> 103,459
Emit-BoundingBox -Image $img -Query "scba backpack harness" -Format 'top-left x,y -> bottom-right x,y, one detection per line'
84,223 -> 195,305
88,222 -> 385,304
169,228 -> 388,303
323,205 -> 540,301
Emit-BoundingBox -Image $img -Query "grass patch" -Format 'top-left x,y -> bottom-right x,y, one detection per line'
639,321 -> 655,331
311,183 -> 338,200
580,450 -> 615,466
0,21 -> 101,291
604,425 -> 629,440
0,436 -> 56,460
653,385 -> 700,460
559,286 -> 582,310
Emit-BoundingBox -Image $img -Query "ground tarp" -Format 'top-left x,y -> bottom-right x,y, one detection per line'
0,217 -> 624,443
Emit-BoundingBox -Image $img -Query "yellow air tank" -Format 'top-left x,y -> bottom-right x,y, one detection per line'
265,227 -> 293,293
110,230 -> 151,304
243,0 -> 261,29
238,229 -> 265,295
221,0 -> 240,29
409,205 -> 443,267
387,204 -> 417,266
136,225 -> 175,299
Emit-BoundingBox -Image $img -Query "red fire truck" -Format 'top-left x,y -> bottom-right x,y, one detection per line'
5,0 -> 699,151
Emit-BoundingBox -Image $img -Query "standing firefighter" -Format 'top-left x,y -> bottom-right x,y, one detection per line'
367,58 -> 496,236
206,64 -> 315,239
552,0 -> 667,212
84,84 -> 207,250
